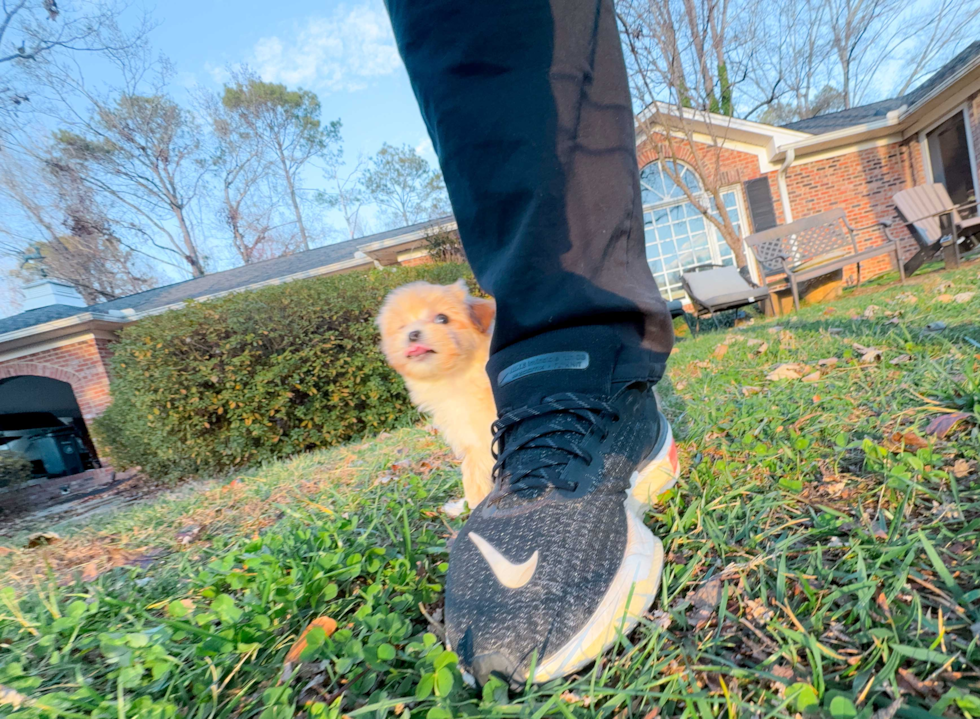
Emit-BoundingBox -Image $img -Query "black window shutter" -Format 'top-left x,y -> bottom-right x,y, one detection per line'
743,177 -> 777,232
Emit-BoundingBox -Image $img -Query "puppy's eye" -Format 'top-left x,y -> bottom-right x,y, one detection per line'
434,314 -> 449,324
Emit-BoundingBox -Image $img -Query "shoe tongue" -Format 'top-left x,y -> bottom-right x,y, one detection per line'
487,326 -> 622,410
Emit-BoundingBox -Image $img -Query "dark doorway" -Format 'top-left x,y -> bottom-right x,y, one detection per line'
927,111 -> 977,217
0,376 -> 99,478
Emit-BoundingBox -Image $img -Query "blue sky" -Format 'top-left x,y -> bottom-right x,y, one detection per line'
157,0 -> 434,167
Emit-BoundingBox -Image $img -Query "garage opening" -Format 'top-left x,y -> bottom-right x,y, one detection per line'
0,375 -> 99,479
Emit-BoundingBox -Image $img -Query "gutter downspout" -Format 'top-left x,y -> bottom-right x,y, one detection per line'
777,147 -> 796,224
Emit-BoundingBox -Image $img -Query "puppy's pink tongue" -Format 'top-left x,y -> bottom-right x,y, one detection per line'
406,345 -> 432,357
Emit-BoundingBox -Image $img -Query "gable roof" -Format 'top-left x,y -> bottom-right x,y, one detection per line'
0,216 -> 455,339
784,41 -> 980,134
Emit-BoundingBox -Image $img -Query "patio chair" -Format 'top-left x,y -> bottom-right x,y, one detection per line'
680,263 -> 769,331
893,183 -> 980,274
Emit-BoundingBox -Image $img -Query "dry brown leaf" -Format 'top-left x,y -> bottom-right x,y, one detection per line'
859,348 -> 882,363
767,325 -> 783,333
766,363 -> 805,381
863,304 -> 880,319
25,532 -> 60,548
891,431 -> 929,450
822,307 -> 837,316
954,292 -> 976,304
284,616 -> 338,665
686,577 -> 723,628
952,459 -> 975,478
81,562 -> 99,582
890,354 -> 912,365
0,547 -> 13,557
802,371 -> 821,383
817,357 -> 839,367
746,338 -> 763,346
713,344 -> 729,360
694,359 -> 711,369
741,386 -> 763,396
895,292 -> 918,304
924,412 -> 972,438
935,294 -> 953,304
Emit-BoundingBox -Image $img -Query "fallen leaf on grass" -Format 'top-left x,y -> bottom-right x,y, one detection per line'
694,360 -> 711,369
25,532 -> 60,548
686,577 -> 723,628
822,307 -> 837,316
817,357 -> 839,367
284,617 -> 338,665
741,386 -> 763,396
746,338 -> 763,346
924,411 -> 972,438
935,294 -> 953,304
896,668 -> 941,698
755,341 -> 769,354
885,317 -> 901,325
891,431 -> 929,450
828,327 -> 843,335
890,354 -> 913,365
81,562 -> 99,582
0,547 -> 12,557
924,321 -> 947,332
176,524 -> 202,545
895,292 -> 918,304
713,343 -> 728,360
955,291 -> 976,303
743,598 -> 774,623
766,363 -> 806,381
851,345 -> 882,363
863,304 -> 880,319
767,325 -> 783,333
801,372 -> 821,383
952,459 -> 976,478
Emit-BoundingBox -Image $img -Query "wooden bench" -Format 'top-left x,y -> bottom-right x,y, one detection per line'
744,209 -> 905,312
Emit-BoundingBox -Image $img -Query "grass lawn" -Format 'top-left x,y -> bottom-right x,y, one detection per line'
1,263 -> 979,719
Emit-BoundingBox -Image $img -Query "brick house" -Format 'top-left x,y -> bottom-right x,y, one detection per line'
635,41 -> 980,299
2,42 -> 979,469
0,218 -> 456,467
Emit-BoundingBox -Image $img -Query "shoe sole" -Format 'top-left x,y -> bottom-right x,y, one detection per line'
527,417 -> 680,683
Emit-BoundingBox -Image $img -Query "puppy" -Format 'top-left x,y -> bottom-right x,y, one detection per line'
377,279 -> 497,509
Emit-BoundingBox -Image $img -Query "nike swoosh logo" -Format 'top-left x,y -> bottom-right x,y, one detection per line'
469,533 -> 539,589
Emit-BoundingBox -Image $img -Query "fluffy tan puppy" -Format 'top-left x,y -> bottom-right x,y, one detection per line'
377,279 -> 497,508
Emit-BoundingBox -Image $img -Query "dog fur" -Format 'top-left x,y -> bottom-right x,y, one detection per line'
377,279 -> 497,507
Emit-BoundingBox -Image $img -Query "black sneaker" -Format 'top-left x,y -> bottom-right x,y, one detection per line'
444,326 -> 679,686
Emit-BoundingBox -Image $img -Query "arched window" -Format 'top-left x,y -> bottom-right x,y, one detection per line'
640,161 -> 703,205
639,160 -> 746,301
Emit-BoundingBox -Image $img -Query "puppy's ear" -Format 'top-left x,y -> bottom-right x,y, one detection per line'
450,278 -> 469,299
467,296 -> 496,334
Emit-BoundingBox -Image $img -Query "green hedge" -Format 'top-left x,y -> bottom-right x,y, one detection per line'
93,262 -> 474,479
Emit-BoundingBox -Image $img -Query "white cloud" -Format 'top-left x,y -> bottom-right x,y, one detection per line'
251,3 -> 402,92
415,137 -> 435,162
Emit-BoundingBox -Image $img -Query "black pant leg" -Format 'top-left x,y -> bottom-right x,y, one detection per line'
385,0 -> 674,383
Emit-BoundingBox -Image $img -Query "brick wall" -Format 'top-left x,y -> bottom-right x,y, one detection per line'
0,336 -> 113,422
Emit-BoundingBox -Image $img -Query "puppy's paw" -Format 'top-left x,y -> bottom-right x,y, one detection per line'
441,498 -> 468,518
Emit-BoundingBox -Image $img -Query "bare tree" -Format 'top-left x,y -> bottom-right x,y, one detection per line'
618,0 -> 757,267
0,147 -> 155,302
821,0 -> 980,108
0,0 -> 153,124
200,90 -> 299,264
221,67 -> 340,251
52,91 -> 211,277
318,157 -> 369,240
361,143 -> 450,230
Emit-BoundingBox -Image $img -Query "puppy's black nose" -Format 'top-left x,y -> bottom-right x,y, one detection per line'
408,330 -> 421,342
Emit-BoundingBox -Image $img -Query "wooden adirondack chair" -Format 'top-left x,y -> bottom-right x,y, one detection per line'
892,183 -> 980,275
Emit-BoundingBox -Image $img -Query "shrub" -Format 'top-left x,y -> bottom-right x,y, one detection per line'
93,262 -> 474,479
0,452 -> 32,487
